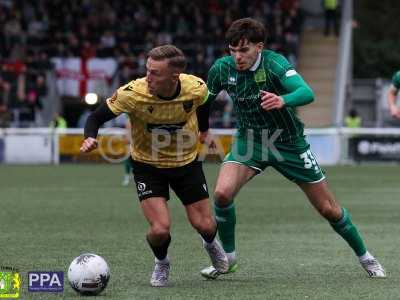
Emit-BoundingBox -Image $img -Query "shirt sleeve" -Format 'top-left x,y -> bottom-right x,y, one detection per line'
206,62 -> 223,102
106,83 -> 136,115
196,77 -> 209,106
392,71 -> 400,90
269,54 -> 314,107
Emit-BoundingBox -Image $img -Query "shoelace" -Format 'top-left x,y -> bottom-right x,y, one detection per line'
363,259 -> 381,270
362,259 -> 385,276
154,263 -> 169,281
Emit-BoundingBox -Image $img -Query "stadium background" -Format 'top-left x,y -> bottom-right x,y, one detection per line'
1,0 -> 400,299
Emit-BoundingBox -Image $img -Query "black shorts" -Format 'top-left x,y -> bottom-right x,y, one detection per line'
131,158 -> 209,205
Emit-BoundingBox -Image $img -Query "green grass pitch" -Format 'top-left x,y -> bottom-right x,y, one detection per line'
0,163 -> 399,299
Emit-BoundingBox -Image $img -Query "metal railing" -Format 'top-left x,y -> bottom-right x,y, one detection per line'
333,0 -> 353,126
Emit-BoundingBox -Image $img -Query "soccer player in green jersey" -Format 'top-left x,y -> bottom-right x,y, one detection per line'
388,70 -> 400,119
200,18 -> 386,279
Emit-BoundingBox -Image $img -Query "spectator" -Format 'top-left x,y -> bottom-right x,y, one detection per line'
0,0 -> 305,128
49,112 -> 67,128
323,0 -> 339,37
0,76 -> 11,127
345,108 -> 362,128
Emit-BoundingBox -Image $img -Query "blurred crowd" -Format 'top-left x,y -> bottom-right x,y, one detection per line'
0,0 -> 304,128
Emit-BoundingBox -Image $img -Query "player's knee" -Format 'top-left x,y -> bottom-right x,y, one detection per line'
192,215 -> 216,234
149,223 -> 170,240
214,188 -> 233,206
318,204 -> 341,221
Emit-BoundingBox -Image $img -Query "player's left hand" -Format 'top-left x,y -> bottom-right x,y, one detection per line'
260,90 -> 285,111
199,131 -> 216,150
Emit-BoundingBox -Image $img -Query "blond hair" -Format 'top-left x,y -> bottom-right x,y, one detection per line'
147,45 -> 187,71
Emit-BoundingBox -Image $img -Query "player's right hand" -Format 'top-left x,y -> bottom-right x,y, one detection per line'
80,137 -> 98,153
199,131 -> 217,150
389,105 -> 400,119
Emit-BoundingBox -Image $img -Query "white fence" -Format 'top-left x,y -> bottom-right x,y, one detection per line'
1,127 -> 400,165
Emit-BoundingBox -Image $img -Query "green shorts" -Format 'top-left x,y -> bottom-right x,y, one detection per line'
224,135 -> 325,183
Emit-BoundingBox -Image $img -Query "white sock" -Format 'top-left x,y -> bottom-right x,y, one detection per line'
358,251 -> 374,262
226,251 -> 236,264
155,256 -> 169,264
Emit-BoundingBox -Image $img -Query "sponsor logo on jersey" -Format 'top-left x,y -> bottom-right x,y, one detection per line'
147,122 -> 186,133
237,94 -> 259,102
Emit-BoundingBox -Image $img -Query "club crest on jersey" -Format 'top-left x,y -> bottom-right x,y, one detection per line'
254,69 -> 266,83
228,76 -> 237,85
123,84 -> 134,91
183,100 -> 193,113
147,106 -> 154,113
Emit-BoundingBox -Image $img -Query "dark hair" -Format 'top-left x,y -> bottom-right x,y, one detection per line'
225,18 -> 267,46
349,108 -> 358,118
147,45 -> 187,71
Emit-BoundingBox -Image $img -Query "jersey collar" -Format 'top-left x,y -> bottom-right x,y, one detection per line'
157,80 -> 181,101
249,53 -> 262,72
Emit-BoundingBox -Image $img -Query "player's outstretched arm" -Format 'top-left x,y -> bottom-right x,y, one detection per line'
196,95 -> 216,148
388,86 -> 400,119
80,101 -> 117,153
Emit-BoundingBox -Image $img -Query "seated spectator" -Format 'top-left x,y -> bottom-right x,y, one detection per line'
345,108 -> 362,128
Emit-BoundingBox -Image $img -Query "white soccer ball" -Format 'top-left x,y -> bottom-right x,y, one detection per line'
67,253 -> 110,295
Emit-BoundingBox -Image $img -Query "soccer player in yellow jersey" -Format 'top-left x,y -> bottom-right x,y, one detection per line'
80,45 -> 228,287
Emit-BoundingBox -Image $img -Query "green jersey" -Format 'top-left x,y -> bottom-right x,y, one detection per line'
392,70 -> 400,90
207,50 -> 314,143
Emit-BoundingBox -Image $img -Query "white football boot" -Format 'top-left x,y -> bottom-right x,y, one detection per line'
150,257 -> 170,287
201,249 -> 237,280
203,240 -> 229,274
360,256 -> 386,278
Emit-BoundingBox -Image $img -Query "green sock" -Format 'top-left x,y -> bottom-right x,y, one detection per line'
330,207 -> 367,256
123,158 -> 131,174
214,202 -> 236,253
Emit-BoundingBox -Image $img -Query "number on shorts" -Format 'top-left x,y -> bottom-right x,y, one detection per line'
299,150 -> 317,170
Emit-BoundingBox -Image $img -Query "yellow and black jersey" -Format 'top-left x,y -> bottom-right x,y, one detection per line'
107,74 -> 208,168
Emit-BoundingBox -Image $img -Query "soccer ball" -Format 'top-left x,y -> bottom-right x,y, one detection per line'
67,253 -> 110,295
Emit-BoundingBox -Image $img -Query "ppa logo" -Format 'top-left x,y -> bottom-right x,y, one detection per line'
28,272 -> 63,292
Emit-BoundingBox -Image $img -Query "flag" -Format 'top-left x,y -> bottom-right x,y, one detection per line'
52,58 -> 117,97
